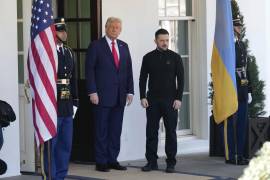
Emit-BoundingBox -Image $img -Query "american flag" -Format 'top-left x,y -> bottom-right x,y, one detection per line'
27,0 -> 58,146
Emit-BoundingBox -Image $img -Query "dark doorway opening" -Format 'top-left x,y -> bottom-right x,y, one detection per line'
57,0 -> 102,163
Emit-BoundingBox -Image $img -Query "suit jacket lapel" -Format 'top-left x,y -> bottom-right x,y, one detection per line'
117,40 -> 124,70
101,37 -> 118,71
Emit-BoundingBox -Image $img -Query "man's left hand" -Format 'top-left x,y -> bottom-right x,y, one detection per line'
126,94 -> 133,106
173,100 -> 182,110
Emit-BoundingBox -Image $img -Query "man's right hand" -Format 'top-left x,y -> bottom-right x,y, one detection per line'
140,98 -> 149,108
89,93 -> 99,105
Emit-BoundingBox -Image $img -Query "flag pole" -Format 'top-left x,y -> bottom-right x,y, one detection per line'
47,140 -> 52,180
233,114 -> 238,165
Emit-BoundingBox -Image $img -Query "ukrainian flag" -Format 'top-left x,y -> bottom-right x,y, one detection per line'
211,0 -> 238,124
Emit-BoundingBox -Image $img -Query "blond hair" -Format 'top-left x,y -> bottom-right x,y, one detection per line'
105,17 -> 122,27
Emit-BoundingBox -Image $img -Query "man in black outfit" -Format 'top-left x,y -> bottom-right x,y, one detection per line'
139,28 -> 184,173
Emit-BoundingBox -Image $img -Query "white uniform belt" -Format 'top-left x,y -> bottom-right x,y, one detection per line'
57,79 -> 70,85
236,67 -> 245,72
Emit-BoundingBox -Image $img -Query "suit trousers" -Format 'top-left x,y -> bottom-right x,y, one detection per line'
93,105 -> 124,165
145,98 -> 178,166
43,116 -> 73,180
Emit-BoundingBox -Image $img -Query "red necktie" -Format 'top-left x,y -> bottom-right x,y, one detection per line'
111,41 -> 119,69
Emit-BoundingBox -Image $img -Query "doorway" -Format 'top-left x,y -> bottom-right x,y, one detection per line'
57,0 -> 102,163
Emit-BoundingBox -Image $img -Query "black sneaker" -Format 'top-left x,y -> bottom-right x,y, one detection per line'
165,165 -> 175,173
141,162 -> 158,172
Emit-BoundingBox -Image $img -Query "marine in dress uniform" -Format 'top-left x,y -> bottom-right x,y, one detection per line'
224,18 -> 252,165
43,17 -> 79,180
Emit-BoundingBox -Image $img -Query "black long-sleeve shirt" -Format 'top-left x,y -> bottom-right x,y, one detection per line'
139,49 -> 184,101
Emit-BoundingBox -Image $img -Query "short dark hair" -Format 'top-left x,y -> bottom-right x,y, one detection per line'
155,28 -> 169,39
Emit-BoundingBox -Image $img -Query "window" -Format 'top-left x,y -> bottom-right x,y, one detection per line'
159,0 -> 192,17
58,0 -> 101,79
159,0 -> 193,135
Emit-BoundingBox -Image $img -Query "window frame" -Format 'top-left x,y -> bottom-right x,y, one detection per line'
158,0 -> 194,137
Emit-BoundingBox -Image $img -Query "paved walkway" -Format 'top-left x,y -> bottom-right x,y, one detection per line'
2,153 -> 246,180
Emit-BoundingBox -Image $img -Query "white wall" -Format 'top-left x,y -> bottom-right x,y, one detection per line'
266,0 -> 270,115
190,0 -> 209,139
206,0 -> 216,119
237,0 -> 270,116
102,0 -> 158,161
0,0 -> 21,177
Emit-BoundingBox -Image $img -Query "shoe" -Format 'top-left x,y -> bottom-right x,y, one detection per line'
165,165 -> 175,173
141,162 -> 158,172
108,162 -> 127,170
96,164 -> 110,172
238,157 -> 249,165
225,158 -> 249,165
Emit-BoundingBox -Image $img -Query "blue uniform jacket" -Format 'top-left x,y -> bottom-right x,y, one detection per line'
57,45 -> 78,117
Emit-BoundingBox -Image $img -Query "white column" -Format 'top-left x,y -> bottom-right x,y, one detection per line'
191,0 -> 210,139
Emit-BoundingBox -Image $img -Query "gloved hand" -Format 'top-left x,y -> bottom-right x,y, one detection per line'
73,106 -> 78,119
248,93 -> 252,104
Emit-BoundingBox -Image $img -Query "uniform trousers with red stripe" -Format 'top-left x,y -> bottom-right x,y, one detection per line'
43,116 -> 73,180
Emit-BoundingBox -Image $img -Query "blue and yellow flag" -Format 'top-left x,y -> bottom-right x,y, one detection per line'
211,0 -> 238,124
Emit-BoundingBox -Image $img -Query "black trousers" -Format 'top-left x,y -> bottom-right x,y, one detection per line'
145,98 -> 178,166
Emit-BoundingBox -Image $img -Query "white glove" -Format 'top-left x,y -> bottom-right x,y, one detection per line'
73,106 -> 78,118
248,93 -> 252,104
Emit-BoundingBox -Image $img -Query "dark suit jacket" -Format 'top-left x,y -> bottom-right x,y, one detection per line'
85,37 -> 134,107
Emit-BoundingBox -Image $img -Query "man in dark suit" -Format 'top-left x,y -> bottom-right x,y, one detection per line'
85,17 -> 134,172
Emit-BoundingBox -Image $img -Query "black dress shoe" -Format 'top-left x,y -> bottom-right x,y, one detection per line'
108,162 -> 127,170
141,162 -> 158,172
225,158 -> 249,165
225,159 -> 236,165
165,165 -> 175,173
96,164 -> 110,172
238,158 -> 249,165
